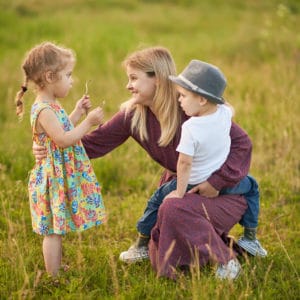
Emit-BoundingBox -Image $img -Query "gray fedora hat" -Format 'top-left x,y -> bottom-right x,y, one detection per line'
169,59 -> 226,104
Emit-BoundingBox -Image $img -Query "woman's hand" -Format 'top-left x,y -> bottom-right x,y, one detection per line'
86,107 -> 104,126
188,181 -> 219,198
32,142 -> 47,161
164,190 -> 181,200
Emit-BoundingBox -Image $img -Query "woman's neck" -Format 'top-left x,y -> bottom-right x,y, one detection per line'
149,105 -> 156,115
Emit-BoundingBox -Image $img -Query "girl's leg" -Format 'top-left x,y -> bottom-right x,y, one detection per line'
43,234 -> 62,276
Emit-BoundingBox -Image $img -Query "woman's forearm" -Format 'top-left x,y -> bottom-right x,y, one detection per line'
81,110 -> 131,159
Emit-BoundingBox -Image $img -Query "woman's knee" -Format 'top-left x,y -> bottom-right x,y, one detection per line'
159,197 -> 181,217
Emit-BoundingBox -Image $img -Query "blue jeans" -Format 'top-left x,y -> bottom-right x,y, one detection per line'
137,180 -> 195,236
136,175 -> 259,236
221,174 -> 259,228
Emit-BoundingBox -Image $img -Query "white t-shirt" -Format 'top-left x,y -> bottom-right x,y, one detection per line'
176,104 -> 232,185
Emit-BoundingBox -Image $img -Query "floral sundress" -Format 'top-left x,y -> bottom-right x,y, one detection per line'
28,101 -> 106,235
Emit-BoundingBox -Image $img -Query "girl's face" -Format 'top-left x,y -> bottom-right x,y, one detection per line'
177,85 -> 203,116
126,66 -> 157,107
52,61 -> 74,99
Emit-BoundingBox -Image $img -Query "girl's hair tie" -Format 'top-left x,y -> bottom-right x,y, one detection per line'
21,86 -> 27,92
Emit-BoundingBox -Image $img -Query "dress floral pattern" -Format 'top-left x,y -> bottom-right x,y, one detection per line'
28,101 -> 106,235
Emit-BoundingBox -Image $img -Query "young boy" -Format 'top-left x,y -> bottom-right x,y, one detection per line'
120,60 -> 267,268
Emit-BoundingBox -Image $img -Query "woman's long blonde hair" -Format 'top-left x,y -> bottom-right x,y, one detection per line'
122,46 -> 181,147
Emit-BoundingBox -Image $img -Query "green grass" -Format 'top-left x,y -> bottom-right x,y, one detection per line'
0,0 -> 299,299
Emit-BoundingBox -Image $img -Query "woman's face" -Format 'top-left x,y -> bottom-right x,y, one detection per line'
126,65 -> 157,107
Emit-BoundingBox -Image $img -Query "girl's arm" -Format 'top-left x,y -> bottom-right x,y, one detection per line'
38,107 -> 103,148
32,109 -> 131,159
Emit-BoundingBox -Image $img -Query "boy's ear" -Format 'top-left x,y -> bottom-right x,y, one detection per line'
199,96 -> 207,105
45,70 -> 55,83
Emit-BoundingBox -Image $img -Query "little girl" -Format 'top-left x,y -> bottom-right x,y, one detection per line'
15,41 -> 106,277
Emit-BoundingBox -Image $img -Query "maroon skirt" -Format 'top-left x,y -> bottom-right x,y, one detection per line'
149,193 -> 247,279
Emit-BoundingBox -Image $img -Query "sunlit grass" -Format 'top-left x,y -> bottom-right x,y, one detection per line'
0,0 -> 299,299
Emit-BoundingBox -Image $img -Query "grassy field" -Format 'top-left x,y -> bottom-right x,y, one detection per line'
0,0 -> 299,299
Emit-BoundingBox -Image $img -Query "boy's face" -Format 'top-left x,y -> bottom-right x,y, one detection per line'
176,85 -> 204,116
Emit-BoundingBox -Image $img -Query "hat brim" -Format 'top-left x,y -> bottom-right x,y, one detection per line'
169,76 -> 224,104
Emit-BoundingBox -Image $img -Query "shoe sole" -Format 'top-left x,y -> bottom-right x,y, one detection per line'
216,264 -> 242,280
237,240 -> 267,257
119,253 -> 149,263
233,265 -> 242,280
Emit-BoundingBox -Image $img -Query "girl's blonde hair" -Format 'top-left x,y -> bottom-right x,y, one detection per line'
122,46 -> 181,147
15,41 -> 75,118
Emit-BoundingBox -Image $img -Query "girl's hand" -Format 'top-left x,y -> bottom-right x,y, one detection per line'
75,95 -> 92,116
86,107 -> 104,126
188,181 -> 219,198
32,142 -> 47,161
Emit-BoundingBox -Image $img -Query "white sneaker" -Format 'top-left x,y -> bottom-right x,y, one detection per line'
215,258 -> 242,280
119,245 -> 149,263
237,237 -> 267,257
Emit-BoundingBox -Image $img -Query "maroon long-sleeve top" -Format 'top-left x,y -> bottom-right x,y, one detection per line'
82,108 -> 252,190
82,108 -> 252,279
